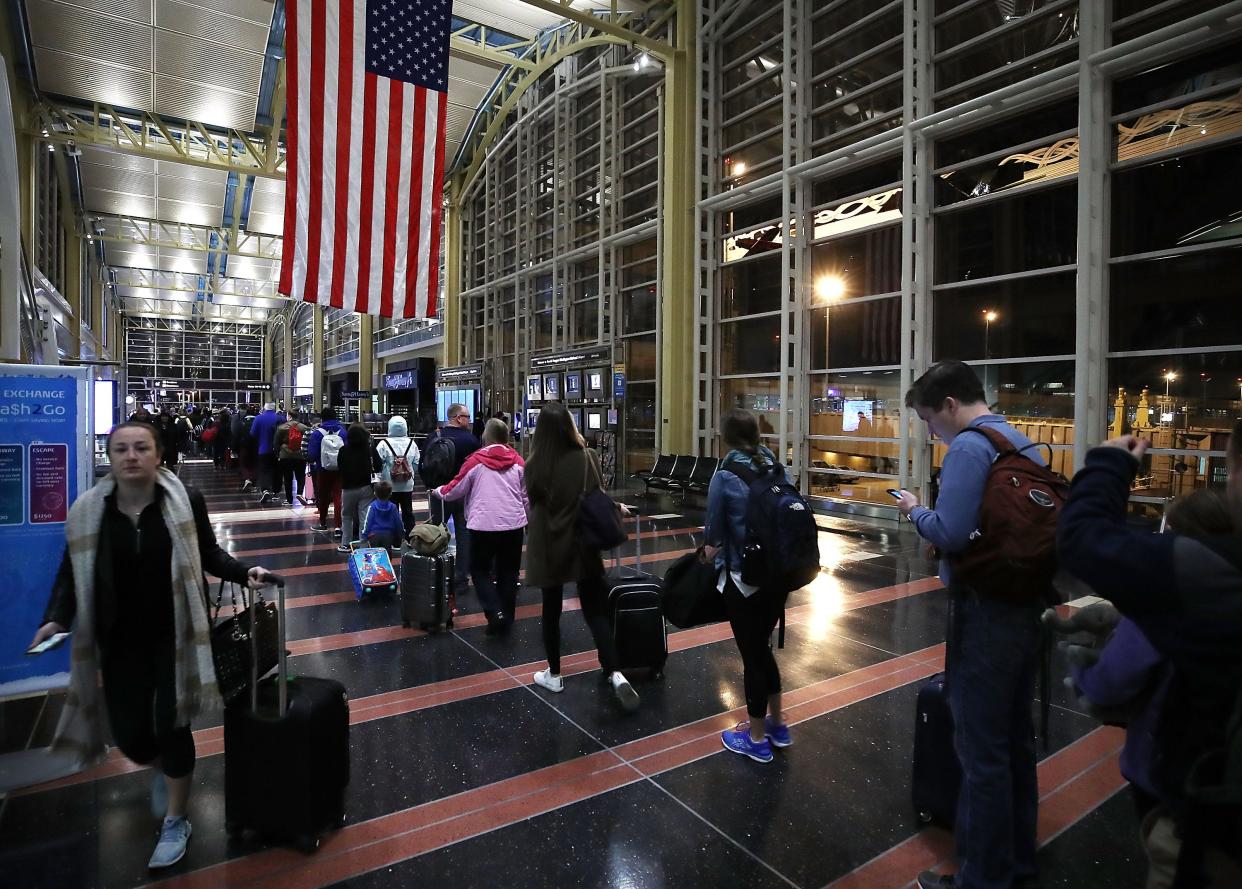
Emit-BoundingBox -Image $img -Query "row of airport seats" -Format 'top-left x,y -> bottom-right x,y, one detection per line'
630,454 -> 720,499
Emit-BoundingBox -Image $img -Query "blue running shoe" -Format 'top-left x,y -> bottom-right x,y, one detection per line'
721,723 -> 773,763
764,717 -> 793,748
148,816 -> 192,869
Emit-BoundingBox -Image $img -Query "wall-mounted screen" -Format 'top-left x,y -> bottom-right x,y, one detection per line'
527,408 -> 541,430
585,368 -> 605,398
569,408 -> 584,431
93,379 -> 115,435
543,373 -> 561,401
436,388 -> 477,423
586,410 -> 603,431
526,374 -> 543,402
843,399 -> 874,433
564,370 -> 582,402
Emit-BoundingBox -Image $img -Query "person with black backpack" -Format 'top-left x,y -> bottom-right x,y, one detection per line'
1059,427 -> 1242,888
704,408 -> 819,764
897,361 -> 1053,889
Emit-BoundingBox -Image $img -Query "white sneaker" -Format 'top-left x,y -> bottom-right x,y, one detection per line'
609,672 -> 640,712
533,669 -> 563,693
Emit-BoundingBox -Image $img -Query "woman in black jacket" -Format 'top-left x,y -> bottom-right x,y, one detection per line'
337,422 -> 382,552
29,421 -> 271,870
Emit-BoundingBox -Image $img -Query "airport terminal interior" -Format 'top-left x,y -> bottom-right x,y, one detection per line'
1,0 -> 1240,886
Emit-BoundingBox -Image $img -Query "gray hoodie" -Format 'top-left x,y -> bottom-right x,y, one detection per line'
377,415 -> 420,493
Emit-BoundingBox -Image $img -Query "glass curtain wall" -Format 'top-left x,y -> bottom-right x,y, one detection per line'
700,0 -> 1239,510
459,39 -> 666,472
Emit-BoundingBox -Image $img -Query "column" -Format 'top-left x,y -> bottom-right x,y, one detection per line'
312,304 -> 325,409
358,312 -> 374,414
657,2 -> 696,455
443,176 -> 463,369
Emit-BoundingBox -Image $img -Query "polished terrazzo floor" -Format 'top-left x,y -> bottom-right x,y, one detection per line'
0,460 -> 1145,888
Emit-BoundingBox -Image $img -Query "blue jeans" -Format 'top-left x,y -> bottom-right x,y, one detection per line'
948,588 -> 1042,889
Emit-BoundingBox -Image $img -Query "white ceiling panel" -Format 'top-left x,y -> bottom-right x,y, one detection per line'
34,47 -> 154,109
154,30 -> 265,96
79,144 -> 157,173
28,0 -> 153,69
154,73 -> 259,131
250,175 -> 283,196
153,162 -> 231,186
154,197 -> 222,225
190,0 -> 274,26
69,0 -> 152,22
154,0 -> 271,51
83,188 -> 158,218
225,256 -> 279,281
81,166 -> 159,198
247,189 -> 284,215
245,212 -> 283,236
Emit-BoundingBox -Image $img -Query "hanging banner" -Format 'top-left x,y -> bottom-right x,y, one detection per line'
0,366 -> 91,696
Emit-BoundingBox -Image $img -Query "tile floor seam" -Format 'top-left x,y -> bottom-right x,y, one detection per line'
646,779 -> 806,889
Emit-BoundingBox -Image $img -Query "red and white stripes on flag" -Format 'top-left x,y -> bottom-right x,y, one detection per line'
279,0 -> 448,319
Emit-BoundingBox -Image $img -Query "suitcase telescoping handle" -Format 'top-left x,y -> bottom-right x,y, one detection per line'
248,572 -> 289,715
611,513 -> 641,571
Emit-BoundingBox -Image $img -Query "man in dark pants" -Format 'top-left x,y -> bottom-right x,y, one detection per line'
895,361 -> 1044,889
429,403 -> 480,591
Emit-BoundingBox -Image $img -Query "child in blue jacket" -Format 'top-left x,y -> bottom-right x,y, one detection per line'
362,481 -> 406,552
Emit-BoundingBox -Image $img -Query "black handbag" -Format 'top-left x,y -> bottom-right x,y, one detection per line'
210,579 -> 279,704
577,452 -> 628,550
660,548 -> 727,629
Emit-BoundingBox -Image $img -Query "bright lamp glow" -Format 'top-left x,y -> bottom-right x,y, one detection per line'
815,275 -> 847,303
983,310 -> 998,322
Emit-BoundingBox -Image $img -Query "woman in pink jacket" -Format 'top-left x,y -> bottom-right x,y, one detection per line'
433,419 -> 529,635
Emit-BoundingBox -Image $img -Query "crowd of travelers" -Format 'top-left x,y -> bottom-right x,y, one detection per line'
28,362 -> 1242,886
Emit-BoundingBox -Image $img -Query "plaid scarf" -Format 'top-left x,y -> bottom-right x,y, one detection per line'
51,468 -> 220,767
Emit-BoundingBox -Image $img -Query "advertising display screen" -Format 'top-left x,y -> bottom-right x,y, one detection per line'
843,399 -> 874,433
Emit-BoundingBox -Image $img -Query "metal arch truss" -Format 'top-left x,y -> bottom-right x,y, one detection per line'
449,24 -> 536,71
453,1 -> 677,194
91,214 -> 282,261
37,103 -> 286,180
108,267 -> 282,301
119,296 -> 274,323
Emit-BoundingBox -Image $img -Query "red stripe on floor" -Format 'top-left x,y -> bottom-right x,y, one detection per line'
822,727 -> 1126,889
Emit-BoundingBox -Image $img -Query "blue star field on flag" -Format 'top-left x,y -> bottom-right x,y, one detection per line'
365,0 -> 451,91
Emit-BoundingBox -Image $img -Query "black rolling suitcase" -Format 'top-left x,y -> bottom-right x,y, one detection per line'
911,671 -> 961,826
401,551 -> 453,631
224,574 -> 350,852
605,515 -> 667,677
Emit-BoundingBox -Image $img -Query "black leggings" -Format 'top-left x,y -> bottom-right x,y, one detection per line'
101,643 -> 195,779
541,576 -> 616,675
723,578 -> 786,719
391,491 -> 416,533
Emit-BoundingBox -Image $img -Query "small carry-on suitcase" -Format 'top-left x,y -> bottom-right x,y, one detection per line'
605,515 -> 668,677
912,671 -> 961,826
224,574 -> 350,852
401,551 -> 454,631
348,544 -> 398,600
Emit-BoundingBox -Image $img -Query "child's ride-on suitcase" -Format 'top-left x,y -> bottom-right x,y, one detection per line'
348,544 -> 398,600
605,515 -> 667,678
401,551 -> 454,632
223,573 -> 350,852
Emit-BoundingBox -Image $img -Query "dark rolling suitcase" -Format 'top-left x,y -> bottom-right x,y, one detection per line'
223,574 -> 350,852
401,551 -> 453,632
605,516 -> 667,677
911,672 -> 961,826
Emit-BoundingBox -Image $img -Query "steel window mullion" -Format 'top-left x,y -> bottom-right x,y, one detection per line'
932,40 -> 1079,101
1106,344 -> 1242,359
720,122 -> 784,156
963,354 -> 1075,366
809,110 -> 902,150
1111,130 -> 1242,173
720,67 -> 783,103
1109,76 -> 1242,124
1110,237 -> 1242,265
808,214 -> 901,248
932,0 -> 1078,63
931,263 -> 1077,290
720,93 -> 783,129
809,70 -> 904,118
810,34 -> 905,91
719,33 -> 785,72
807,290 -> 902,307
808,0 -> 903,55
931,0 -> 994,26
932,126 -> 1080,177
932,172 -> 1077,213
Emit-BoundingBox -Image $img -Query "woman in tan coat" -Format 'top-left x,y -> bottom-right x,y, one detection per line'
525,403 -> 638,711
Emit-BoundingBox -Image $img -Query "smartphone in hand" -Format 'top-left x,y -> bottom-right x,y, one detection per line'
886,488 -> 903,500
26,633 -> 70,656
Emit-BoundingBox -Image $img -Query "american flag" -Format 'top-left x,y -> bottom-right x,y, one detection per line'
279,0 -> 450,318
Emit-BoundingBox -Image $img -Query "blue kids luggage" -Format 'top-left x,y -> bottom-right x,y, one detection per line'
348,545 -> 398,600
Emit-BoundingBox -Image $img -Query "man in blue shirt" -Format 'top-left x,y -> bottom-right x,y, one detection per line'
895,361 -> 1043,889
249,402 -> 285,504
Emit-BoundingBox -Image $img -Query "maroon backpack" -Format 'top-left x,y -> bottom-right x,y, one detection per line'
950,424 -> 1069,602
